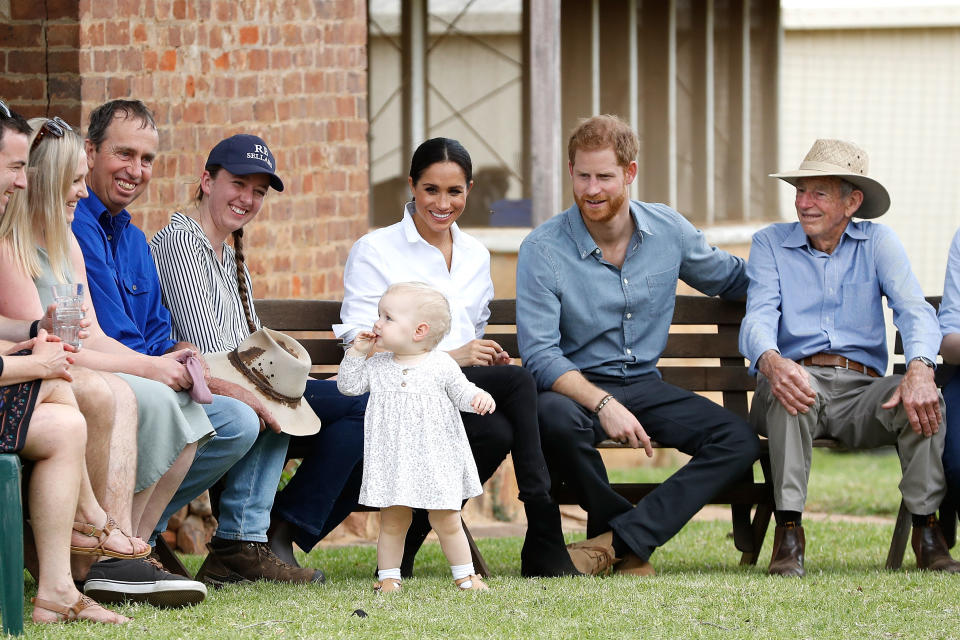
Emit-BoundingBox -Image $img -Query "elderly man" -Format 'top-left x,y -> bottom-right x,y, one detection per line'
72,99 -> 323,587
740,138 -> 959,576
517,114 -> 760,576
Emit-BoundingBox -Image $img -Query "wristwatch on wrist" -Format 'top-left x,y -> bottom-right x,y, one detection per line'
910,356 -> 935,369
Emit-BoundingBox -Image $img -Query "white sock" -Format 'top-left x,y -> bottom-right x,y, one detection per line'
451,562 -> 475,588
378,568 -> 402,582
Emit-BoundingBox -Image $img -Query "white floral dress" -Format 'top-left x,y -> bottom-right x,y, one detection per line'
337,350 -> 484,510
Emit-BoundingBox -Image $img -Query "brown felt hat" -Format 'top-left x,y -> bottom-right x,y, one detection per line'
769,138 -> 890,219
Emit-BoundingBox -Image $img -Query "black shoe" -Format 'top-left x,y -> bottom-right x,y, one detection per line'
195,539 -> 325,587
83,557 -> 207,608
521,501 -> 582,577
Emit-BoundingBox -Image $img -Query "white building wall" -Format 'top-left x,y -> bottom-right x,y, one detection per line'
780,7 -> 960,294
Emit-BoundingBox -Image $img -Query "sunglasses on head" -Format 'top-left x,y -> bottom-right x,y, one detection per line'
0,100 -> 11,119
31,117 -> 73,151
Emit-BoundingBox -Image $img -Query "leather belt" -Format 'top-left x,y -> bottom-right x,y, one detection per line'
799,353 -> 880,378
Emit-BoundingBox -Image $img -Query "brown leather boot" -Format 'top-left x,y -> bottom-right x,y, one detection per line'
912,515 -> 960,573
768,523 -> 805,577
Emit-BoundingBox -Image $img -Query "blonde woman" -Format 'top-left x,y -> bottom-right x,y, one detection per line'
0,116 -> 207,605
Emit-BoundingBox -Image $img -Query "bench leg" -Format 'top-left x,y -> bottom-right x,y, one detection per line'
461,518 -> 490,578
0,455 -> 24,636
885,500 -> 911,570
740,503 -> 773,566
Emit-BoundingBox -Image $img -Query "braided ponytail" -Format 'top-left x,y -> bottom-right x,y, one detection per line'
232,228 -> 258,334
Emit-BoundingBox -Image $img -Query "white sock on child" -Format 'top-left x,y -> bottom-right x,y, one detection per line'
451,563 -> 475,588
378,568 -> 402,582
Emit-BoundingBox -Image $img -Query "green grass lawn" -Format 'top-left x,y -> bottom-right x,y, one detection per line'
609,447 -> 904,516
16,450 -> 960,639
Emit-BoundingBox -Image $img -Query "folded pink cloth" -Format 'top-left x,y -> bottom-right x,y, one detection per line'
177,352 -> 213,404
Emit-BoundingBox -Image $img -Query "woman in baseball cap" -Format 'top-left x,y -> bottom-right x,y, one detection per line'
150,135 -> 366,581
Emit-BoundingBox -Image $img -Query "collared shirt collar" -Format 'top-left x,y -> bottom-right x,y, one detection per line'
401,201 -> 465,248
170,211 -> 218,253
83,188 -> 131,235
565,200 -> 651,260
782,219 -> 869,252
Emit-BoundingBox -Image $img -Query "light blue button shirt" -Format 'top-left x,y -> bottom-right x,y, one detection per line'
740,220 -> 939,376
516,200 -> 749,391
938,228 -> 960,336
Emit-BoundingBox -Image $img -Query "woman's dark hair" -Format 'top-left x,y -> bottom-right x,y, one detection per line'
194,163 -> 257,334
409,137 -> 473,186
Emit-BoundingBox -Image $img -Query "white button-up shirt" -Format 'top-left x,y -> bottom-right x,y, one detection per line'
334,204 -> 494,351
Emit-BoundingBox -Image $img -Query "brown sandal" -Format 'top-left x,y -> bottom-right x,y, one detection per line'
31,595 -> 128,624
373,578 -> 402,594
454,575 -> 489,591
70,515 -> 150,559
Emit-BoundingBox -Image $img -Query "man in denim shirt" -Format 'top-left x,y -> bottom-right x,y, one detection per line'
516,115 -> 759,576
740,139 -> 958,576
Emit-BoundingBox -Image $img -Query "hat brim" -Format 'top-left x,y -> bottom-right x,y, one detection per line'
206,351 -> 321,436
220,162 -> 285,192
769,169 -> 890,219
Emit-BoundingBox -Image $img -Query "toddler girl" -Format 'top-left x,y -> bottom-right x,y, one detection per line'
338,282 -> 495,593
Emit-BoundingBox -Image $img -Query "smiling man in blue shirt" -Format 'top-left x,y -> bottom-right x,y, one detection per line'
73,100 -> 323,588
740,138 -> 959,577
516,115 -> 760,576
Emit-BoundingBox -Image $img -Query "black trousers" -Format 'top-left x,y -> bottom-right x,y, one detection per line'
460,365 -> 551,502
537,372 -> 760,561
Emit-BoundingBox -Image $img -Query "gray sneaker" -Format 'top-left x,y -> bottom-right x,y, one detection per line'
83,557 -> 207,608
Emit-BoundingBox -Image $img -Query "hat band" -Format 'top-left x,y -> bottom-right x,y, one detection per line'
797,160 -> 865,176
227,349 -> 301,409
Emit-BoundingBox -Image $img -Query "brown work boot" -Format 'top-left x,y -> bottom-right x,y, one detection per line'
768,523 -> 805,577
566,531 -> 618,576
913,516 -> 960,573
194,540 -> 325,587
614,552 -> 656,577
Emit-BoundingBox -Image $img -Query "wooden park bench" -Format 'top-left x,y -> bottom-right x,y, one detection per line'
154,295 -> 947,577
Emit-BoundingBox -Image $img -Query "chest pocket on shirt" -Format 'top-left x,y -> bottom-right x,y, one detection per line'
646,265 -> 680,318
121,275 -> 153,297
839,281 -> 878,326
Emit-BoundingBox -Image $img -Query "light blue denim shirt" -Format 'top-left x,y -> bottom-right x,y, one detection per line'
739,220 -> 939,376
516,200 -> 749,391
938,227 -> 960,336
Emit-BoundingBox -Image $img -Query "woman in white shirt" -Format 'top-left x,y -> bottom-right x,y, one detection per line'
335,137 -> 578,578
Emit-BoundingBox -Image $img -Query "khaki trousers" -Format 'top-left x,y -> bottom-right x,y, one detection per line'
750,366 -> 946,515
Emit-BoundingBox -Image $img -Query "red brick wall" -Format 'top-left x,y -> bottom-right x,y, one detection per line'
2,0 -> 369,299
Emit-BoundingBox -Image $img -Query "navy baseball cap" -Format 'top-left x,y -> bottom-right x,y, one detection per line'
206,134 -> 284,192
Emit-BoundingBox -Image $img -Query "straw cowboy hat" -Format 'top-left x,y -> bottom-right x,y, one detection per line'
769,138 -> 890,219
206,328 -> 322,436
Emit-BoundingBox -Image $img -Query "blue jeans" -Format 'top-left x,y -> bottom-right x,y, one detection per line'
155,394 -> 289,542
942,372 -> 960,496
272,379 -> 366,551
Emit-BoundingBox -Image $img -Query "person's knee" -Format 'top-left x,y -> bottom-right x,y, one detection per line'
209,397 -> 260,452
537,392 -> 588,445
427,510 -> 461,537
381,507 -> 413,536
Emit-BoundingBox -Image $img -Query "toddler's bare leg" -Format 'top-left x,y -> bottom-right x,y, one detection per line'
378,506 -> 413,570
427,509 -> 471,567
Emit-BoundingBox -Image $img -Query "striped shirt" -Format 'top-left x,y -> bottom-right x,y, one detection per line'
149,212 -> 261,354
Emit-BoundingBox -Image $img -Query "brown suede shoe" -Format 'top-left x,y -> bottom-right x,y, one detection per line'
768,523 -> 805,577
566,531 -> 618,576
614,552 -> 656,577
195,541 -> 324,587
912,516 -> 960,573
